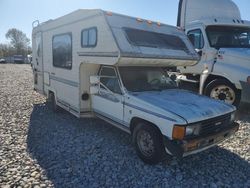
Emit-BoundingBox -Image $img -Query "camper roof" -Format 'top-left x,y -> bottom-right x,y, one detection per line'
33,9 -> 199,67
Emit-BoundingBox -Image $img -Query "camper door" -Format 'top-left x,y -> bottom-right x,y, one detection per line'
32,32 -> 44,94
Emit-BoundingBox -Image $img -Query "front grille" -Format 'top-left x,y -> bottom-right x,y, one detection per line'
199,113 -> 231,136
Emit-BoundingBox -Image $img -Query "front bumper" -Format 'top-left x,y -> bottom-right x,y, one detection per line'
163,122 -> 239,158
240,81 -> 250,103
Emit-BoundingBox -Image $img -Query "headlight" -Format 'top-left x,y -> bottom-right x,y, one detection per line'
185,124 -> 201,136
230,112 -> 236,122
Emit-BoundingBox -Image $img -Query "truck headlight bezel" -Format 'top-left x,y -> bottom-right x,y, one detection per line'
185,124 -> 201,136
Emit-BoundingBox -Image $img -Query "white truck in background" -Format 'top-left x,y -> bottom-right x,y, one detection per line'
177,0 -> 250,106
32,10 -> 239,164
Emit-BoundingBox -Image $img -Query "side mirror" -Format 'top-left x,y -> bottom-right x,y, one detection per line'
90,75 -> 100,84
195,49 -> 203,56
90,75 -> 100,95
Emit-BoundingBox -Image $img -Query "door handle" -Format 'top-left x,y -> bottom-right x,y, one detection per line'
51,72 -> 55,75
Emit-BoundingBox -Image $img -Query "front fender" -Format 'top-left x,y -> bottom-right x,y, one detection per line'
212,62 -> 250,90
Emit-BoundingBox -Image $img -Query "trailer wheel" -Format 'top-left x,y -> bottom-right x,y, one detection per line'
204,79 -> 241,107
132,122 -> 169,164
48,92 -> 59,112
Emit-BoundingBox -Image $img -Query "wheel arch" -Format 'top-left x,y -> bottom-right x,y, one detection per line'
204,73 -> 242,90
130,117 -> 163,136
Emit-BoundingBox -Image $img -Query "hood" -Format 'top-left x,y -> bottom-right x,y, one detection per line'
133,90 -> 235,124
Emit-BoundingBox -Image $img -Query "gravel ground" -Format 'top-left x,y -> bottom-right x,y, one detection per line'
0,64 -> 249,188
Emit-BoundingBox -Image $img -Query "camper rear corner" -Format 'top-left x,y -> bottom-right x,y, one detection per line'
32,10 -> 118,118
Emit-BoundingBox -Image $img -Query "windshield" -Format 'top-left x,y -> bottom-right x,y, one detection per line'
119,67 -> 177,92
206,26 -> 250,49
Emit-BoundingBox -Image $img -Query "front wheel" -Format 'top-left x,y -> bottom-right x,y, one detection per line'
204,79 -> 241,107
132,122 -> 170,164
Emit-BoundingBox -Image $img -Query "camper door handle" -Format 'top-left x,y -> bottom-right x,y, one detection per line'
51,72 -> 55,75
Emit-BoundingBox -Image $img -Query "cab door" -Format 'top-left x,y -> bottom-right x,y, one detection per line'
32,32 -> 44,94
92,66 -> 124,124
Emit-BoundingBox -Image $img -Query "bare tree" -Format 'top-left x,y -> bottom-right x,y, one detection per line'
0,43 -> 15,57
5,28 -> 30,55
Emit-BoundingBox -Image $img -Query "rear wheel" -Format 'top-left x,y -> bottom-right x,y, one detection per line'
204,79 -> 241,107
132,122 -> 170,164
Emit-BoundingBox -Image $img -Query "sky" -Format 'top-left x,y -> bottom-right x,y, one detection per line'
0,0 -> 250,44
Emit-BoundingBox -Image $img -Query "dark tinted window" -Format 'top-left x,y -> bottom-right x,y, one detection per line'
124,28 -> 188,51
187,29 -> 204,49
206,26 -> 250,48
53,33 -> 72,69
81,27 -> 97,47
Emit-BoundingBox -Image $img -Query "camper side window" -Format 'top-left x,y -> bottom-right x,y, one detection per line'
81,27 -> 97,47
99,67 -> 122,94
187,29 -> 204,49
52,33 -> 72,69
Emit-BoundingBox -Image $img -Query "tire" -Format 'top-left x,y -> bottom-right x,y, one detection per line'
132,122 -> 169,164
48,92 -> 59,112
204,79 -> 241,107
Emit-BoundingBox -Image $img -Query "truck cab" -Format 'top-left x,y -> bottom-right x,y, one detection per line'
90,65 -> 239,164
177,0 -> 250,106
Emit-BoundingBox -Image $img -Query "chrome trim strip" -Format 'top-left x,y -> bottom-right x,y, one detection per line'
77,51 -> 119,57
50,75 -> 79,87
94,109 -> 131,134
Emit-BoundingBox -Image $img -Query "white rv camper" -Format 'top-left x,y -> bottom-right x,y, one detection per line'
32,10 -> 238,164
177,0 -> 250,106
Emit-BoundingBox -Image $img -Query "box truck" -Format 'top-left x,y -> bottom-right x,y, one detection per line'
177,0 -> 250,106
32,10 -> 238,164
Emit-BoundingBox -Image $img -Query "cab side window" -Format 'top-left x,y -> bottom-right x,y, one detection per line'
99,67 -> 122,94
187,29 -> 204,49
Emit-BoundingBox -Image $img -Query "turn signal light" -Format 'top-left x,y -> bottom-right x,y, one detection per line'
172,125 -> 185,140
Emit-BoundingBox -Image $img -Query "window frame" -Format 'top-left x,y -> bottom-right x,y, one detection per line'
81,27 -> 98,48
98,66 -> 123,95
123,27 -> 188,51
187,29 -> 205,49
52,32 -> 73,70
